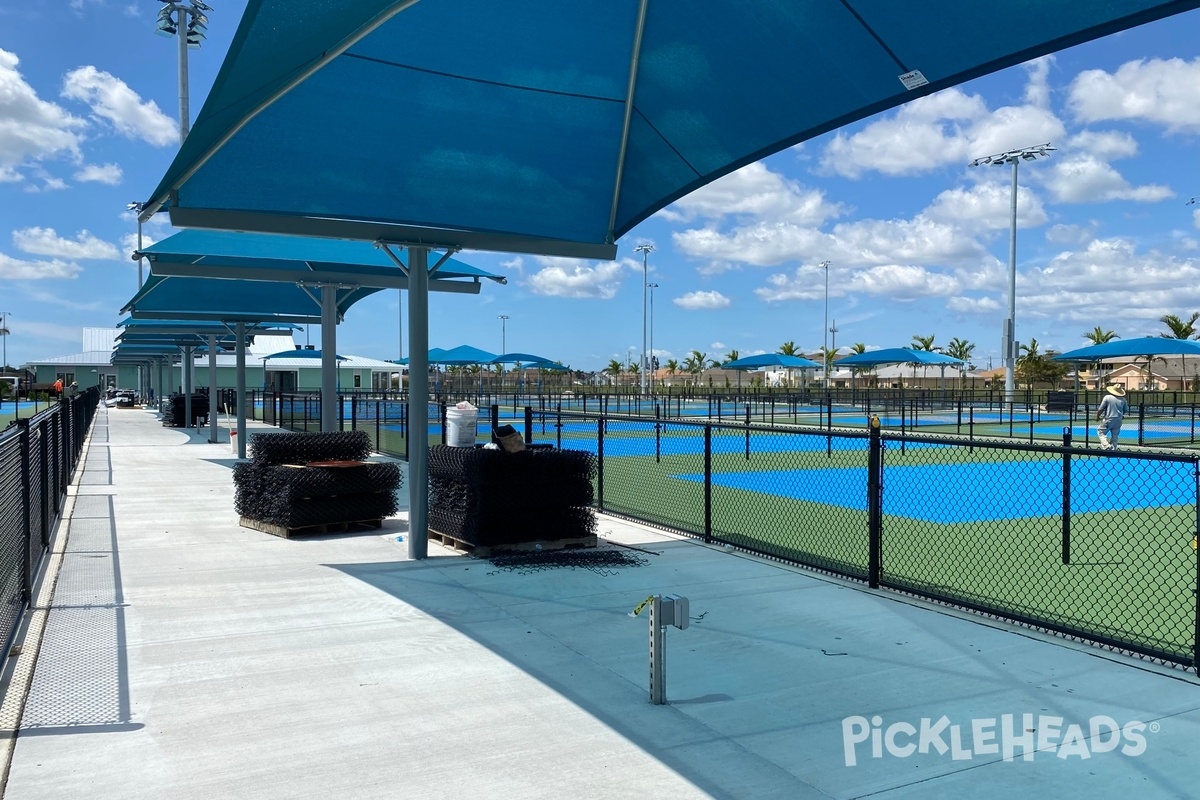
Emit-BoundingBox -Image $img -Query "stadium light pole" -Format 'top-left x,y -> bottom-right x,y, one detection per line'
647,282 -> 659,395
634,244 -> 655,397
0,311 -> 9,373
820,261 -> 831,387
969,143 -> 1054,402
154,1 -> 210,142
127,201 -> 147,289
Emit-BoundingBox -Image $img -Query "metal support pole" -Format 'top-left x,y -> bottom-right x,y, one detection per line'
649,595 -> 666,704
236,322 -> 247,459
183,346 -> 193,429
407,246 -> 430,559
207,334 -> 219,443
867,416 -> 882,588
1005,158 -> 1018,402
176,3 -> 190,142
321,285 -> 338,432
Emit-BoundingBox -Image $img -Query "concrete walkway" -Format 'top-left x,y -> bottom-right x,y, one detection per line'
1,405 -> 1198,799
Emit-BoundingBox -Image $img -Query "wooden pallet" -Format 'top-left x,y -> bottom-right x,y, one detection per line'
240,515 -> 384,539
427,529 -> 598,557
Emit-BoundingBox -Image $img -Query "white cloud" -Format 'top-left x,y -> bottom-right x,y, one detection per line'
848,264 -> 960,299
1023,57 -> 1053,108
0,49 -> 85,177
74,162 -> 122,185
1044,223 -> 1097,246
755,263 -> 958,303
662,162 -> 841,226
674,291 -> 731,310
946,296 -> 1001,313
1067,129 -> 1139,160
819,83 -> 1065,179
925,182 -> 1048,232
13,227 -> 120,260
1019,238 -> 1200,326
61,66 -> 177,147
1042,154 -> 1172,204
0,253 -> 81,280
1068,57 -> 1200,132
526,257 -> 627,299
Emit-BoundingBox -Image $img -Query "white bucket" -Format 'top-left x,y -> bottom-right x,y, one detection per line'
445,402 -> 478,447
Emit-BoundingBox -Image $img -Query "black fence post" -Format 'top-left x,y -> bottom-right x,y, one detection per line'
867,416 -> 882,589
1138,402 -> 1145,447
38,423 -> 50,546
17,418 -> 32,604
556,403 -> 562,449
1062,428 -> 1072,565
350,395 -> 358,431
703,424 -> 712,544
596,417 -> 605,511
524,406 -> 533,444
490,404 -> 500,443
1194,460 -> 1200,676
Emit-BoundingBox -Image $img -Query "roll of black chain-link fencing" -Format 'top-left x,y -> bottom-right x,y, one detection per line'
235,431 -> 401,530
427,445 -> 596,545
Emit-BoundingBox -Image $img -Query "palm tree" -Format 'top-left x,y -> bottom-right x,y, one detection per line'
605,358 -> 623,388
665,359 -> 679,377
722,349 -> 740,365
847,342 -> 872,385
1160,312 -> 1200,339
909,334 -> 937,383
1084,326 -> 1119,345
945,337 -> 976,388
777,341 -> 799,386
1083,327 -> 1119,389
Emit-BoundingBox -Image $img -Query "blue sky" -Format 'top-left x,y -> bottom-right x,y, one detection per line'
3,2 -> 1200,373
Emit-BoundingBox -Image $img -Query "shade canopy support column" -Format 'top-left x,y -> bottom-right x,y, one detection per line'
182,345 -> 193,430
407,246 -> 429,559
321,285 -> 338,432
236,321 -> 247,458
208,333 -> 219,443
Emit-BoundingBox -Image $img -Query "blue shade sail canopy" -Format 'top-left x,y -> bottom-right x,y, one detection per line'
137,229 -> 504,292
490,352 -> 558,365
141,0 -> 1200,258
122,273 -> 380,324
431,345 -> 498,365
1052,337 -> 1200,361
724,353 -> 821,370
837,348 -> 964,367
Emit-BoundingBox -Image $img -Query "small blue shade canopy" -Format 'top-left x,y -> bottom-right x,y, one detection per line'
724,353 -> 821,370
837,348 -> 964,367
431,345 -> 498,365
122,273 -> 379,324
262,349 -> 346,360
137,229 -> 503,291
142,0 -> 1200,258
491,352 -> 558,365
1052,337 -> 1200,361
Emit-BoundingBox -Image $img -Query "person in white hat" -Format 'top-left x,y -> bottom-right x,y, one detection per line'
1095,383 -> 1128,450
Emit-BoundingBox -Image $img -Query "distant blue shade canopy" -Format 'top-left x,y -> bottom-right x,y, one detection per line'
1052,337 -> 1200,361
143,0 -> 1200,258
837,348 -> 964,367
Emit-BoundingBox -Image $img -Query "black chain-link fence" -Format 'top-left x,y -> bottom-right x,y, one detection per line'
535,408 -> 1200,672
0,388 -> 100,662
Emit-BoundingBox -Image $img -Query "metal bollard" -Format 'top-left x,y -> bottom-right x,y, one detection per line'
633,593 -> 690,705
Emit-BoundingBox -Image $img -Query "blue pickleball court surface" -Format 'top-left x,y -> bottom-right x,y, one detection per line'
672,457 -> 1194,523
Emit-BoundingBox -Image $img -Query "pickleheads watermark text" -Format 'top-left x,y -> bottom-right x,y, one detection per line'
841,714 -> 1154,767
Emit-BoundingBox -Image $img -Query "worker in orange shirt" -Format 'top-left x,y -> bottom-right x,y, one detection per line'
53,378 -> 63,397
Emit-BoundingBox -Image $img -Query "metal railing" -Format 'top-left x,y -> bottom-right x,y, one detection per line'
0,388 -> 100,659
535,408 -> 1200,673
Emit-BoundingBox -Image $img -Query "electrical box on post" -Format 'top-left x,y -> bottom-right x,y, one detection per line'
661,594 -> 689,629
